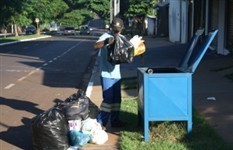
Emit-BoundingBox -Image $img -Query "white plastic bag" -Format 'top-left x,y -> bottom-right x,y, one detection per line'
90,129 -> 108,145
130,35 -> 142,48
81,118 -> 108,145
130,35 -> 145,56
81,118 -> 102,135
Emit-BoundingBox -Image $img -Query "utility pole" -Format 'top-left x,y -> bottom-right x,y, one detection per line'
110,0 -> 113,23
110,0 -> 120,23
114,0 -> 120,17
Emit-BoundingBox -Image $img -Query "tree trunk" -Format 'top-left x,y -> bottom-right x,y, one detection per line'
14,24 -> 19,37
4,29 -> 7,38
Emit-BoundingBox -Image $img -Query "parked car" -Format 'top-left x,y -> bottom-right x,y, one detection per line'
80,23 -> 107,36
26,26 -> 36,34
79,25 -> 90,35
89,28 -> 107,36
50,22 -> 58,32
63,27 -> 76,35
88,19 -> 105,29
87,19 -> 107,36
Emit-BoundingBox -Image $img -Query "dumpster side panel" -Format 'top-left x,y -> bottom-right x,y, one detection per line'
147,76 -> 189,120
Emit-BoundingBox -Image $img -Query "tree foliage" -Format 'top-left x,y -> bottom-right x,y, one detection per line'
58,9 -> 92,27
63,0 -> 86,9
124,0 -> 149,18
0,0 -> 27,26
24,0 -> 69,24
86,0 -> 109,19
0,0 -> 69,29
121,0 -> 157,36
0,0 -> 157,34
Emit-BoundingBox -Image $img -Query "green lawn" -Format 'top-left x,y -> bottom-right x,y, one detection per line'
119,97 -> 233,150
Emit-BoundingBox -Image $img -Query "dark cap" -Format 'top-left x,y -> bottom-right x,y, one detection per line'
110,18 -> 124,32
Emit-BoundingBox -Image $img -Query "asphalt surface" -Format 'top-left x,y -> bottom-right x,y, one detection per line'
0,35 -> 98,150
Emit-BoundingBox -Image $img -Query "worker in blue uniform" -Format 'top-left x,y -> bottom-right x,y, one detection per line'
94,18 -> 126,128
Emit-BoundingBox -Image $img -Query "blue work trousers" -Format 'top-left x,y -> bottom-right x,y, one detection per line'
97,77 -> 122,126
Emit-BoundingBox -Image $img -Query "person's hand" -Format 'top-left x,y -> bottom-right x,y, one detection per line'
108,37 -> 114,44
94,37 -> 114,49
104,37 -> 114,45
94,41 -> 104,49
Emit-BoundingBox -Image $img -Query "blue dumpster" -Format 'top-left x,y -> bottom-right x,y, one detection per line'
137,30 -> 218,141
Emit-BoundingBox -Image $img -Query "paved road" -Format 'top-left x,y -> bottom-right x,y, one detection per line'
0,35 -> 98,149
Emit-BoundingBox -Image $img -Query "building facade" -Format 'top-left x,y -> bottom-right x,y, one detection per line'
161,0 -> 233,55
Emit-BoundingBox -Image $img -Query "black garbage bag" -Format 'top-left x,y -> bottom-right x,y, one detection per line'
59,91 -> 90,120
107,34 -> 134,65
31,107 -> 69,150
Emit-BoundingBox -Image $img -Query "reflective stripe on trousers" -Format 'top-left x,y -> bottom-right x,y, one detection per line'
100,102 -> 121,112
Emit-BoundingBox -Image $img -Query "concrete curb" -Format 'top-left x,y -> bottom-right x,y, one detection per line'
0,35 -> 51,46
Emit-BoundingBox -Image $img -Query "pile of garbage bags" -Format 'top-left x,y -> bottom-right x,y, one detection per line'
31,91 -> 108,150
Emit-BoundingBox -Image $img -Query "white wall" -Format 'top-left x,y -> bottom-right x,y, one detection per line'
169,0 -> 188,43
180,1 -> 188,43
169,0 -> 181,43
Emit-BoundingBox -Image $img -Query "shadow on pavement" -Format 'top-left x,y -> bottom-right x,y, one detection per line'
0,96 -> 45,149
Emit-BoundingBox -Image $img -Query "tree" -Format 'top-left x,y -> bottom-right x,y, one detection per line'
124,0 -> 149,18
0,0 -> 69,35
0,0 -> 29,36
147,0 -> 157,16
63,0 -> 86,9
123,0 -> 157,35
86,0 -> 110,23
60,0 -> 109,26
24,0 -> 69,25
57,9 -> 92,27
57,0 -> 91,26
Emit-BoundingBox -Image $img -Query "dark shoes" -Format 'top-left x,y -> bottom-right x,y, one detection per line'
111,120 -> 126,128
99,120 -> 126,130
101,125 -> 106,131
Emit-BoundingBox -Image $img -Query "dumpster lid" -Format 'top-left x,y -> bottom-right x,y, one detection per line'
178,29 -> 218,73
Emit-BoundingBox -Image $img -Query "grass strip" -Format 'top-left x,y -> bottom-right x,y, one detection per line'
0,34 -> 47,43
119,97 -> 233,150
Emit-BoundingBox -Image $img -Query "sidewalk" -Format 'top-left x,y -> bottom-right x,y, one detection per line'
85,36 -> 233,149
